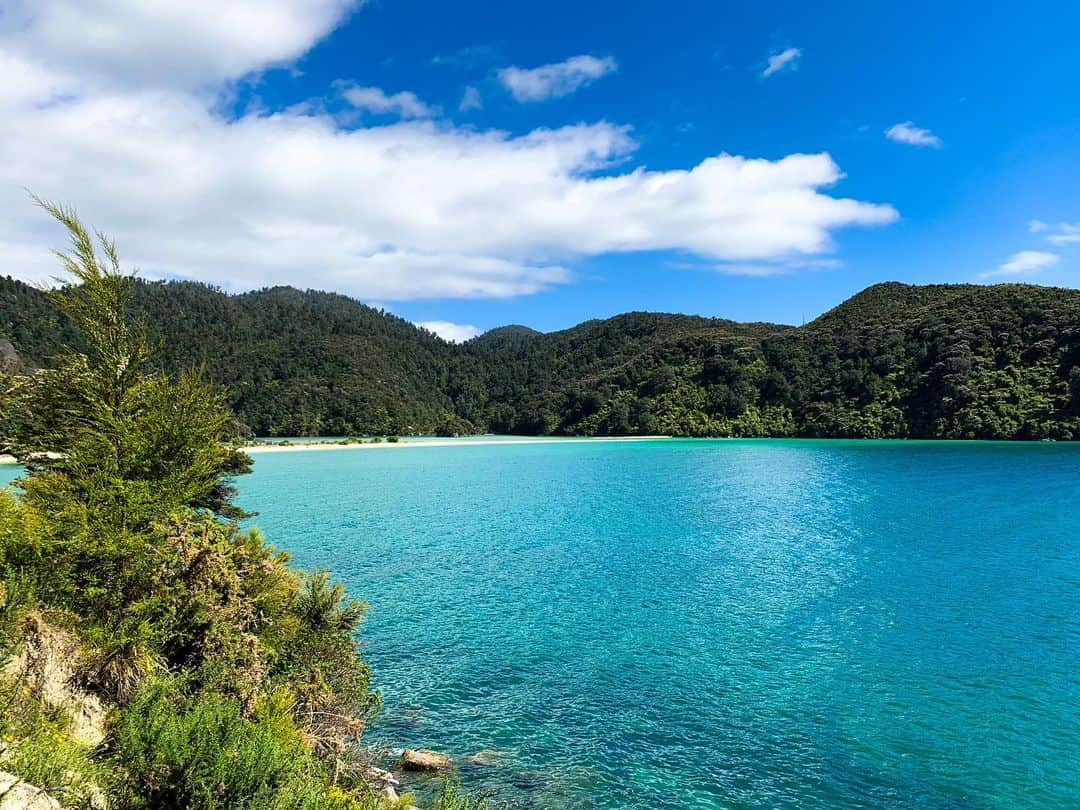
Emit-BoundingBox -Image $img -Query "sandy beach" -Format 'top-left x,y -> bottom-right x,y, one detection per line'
244,436 -> 669,454
0,438 -> 670,465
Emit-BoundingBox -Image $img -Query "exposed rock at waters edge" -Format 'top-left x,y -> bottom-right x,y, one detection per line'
365,766 -> 401,802
0,771 -> 60,810
398,748 -> 454,772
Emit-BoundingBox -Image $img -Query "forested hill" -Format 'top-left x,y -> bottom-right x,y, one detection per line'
2,275 -> 1079,439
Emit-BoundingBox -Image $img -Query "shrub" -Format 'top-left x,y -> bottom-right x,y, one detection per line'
111,677 -> 373,810
433,780 -> 509,810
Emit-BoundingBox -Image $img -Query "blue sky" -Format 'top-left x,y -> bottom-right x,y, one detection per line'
2,0 -> 1078,338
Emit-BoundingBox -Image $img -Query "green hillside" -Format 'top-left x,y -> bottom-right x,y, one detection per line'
2,276 -> 1078,440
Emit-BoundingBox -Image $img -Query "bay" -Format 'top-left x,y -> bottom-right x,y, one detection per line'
210,440 -> 1080,807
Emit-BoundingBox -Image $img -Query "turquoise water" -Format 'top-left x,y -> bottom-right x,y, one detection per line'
24,438 -> 1080,808
238,440 -> 1080,808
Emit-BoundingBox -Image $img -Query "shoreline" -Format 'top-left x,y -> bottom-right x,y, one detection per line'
243,436 -> 670,454
6,435 -> 1075,465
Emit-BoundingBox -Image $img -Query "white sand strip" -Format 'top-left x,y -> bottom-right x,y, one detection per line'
244,436 -> 669,454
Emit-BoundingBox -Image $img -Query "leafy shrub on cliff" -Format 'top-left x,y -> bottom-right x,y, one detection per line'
111,676 -> 368,810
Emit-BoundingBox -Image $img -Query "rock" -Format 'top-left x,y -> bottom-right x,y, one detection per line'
465,749 -> 501,766
0,770 -> 60,809
380,784 -> 399,803
0,340 -> 21,373
367,766 -> 399,784
397,748 -> 453,772
2,614 -> 109,747
365,766 -> 399,790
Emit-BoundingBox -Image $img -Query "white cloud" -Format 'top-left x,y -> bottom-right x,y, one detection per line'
671,257 -> 841,277
459,85 -> 482,112
0,0 -> 361,90
762,48 -> 801,78
985,250 -> 1060,277
885,121 -> 942,148
341,85 -> 435,118
1029,220 -> 1080,245
497,55 -> 617,102
1045,223 -> 1080,246
416,320 -> 482,342
0,3 -> 898,302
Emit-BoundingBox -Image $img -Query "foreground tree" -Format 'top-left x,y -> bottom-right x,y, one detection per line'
0,203 -> 384,809
0,199 -> 251,526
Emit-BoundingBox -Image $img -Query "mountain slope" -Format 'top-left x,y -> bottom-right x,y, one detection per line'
2,277 -> 1078,439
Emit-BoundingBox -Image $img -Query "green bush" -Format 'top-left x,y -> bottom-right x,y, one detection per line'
433,780 -> 509,810
111,677 -> 371,809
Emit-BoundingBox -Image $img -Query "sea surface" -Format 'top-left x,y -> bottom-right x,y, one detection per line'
237,439 -> 1080,808
34,439 -> 1080,808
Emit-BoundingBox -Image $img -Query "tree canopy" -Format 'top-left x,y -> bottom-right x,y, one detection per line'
3,270 -> 1078,442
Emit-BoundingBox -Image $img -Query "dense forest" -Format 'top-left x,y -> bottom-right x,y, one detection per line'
3,275 -> 1079,440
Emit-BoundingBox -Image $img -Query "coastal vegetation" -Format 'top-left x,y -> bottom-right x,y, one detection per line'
0,203 -> 479,808
3,276 -> 1078,441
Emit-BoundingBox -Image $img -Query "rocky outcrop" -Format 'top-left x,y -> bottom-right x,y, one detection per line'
0,339 -> 20,373
364,766 -> 400,802
2,614 -> 109,747
0,771 -> 59,810
397,748 -> 453,772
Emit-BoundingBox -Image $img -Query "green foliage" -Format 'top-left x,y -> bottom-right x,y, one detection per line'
0,676 -> 113,808
75,618 -> 161,704
110,676 -> 370,810
6,276 -> 1076,441
432,780 -> 509,810
1,203 -> 251,528
0,203 -> 382,809
297,570 -> 367,633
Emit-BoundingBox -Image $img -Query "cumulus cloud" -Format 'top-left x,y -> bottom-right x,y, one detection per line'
459,85 -> 483,112
497,55 -> 617,102
0,0 -> 360,90
416,320 -> 482,342
762,47 -> 801,78
341,85 -> 435,118
885,121 -> 942,148
985,250 -> 1060,277
0,2 -> 898,301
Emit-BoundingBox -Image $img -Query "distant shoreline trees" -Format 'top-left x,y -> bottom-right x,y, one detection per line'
2,265 -> 1078,442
